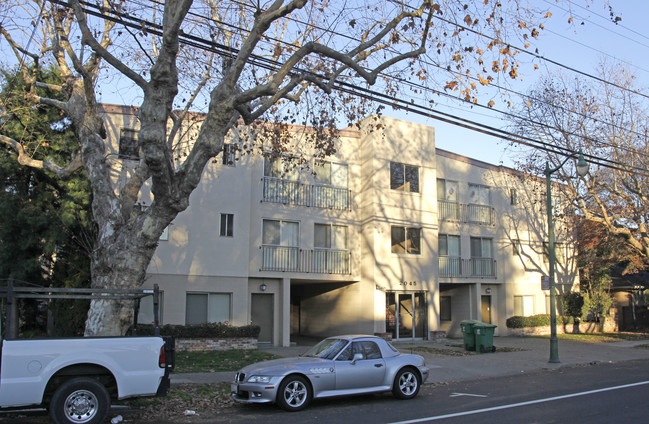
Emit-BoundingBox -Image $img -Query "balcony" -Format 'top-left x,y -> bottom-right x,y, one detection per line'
438,200 -> 494,225
262,177 -> 351,210
439,257 -> 497,279
261,246 -> 351,275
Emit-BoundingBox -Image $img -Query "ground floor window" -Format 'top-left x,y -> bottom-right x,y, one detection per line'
514,295 -> 534,317
440,296 -> 452,321
185,292 -> 231,325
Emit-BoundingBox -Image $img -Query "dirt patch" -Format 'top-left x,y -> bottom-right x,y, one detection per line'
120,383 -> 236,422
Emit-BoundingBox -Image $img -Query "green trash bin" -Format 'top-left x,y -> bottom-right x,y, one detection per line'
460,320 -> 479,351
473,322 -> 497,353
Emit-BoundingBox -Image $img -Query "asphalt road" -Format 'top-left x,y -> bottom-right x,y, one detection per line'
201,359 -> 649,424
2,359 -> 648,423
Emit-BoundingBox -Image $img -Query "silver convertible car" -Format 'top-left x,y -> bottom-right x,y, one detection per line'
231,335 -> 429,411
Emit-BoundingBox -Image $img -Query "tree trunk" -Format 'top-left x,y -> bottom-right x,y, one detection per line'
84,218 -> 161,336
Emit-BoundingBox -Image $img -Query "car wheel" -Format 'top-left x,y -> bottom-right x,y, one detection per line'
49,377 -> 110,424
392,367 -> 421,400
276,375 -> 311,412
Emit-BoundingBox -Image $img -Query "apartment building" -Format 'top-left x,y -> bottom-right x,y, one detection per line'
101,104 -> 578,346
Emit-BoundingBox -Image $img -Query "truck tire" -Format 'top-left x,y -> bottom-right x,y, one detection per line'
49,377 -> 110,424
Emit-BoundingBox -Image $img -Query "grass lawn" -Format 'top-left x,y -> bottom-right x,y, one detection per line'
174,349 -> 281,373
535,332 -> 649,344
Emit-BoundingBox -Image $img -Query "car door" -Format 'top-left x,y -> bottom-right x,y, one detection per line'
334,341 -> 386,390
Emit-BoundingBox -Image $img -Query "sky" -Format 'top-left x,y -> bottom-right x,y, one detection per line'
76,1 -> 649,170
385,0 -> 649,168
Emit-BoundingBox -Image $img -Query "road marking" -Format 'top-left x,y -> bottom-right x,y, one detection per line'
388,380 -> 649,424
449,393 -> 487,398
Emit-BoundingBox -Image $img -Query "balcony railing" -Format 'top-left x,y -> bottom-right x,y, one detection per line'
261,246 -> 351,275
262,177 -> 351,210
439,257 -> 497,278
438,200 -> 494,225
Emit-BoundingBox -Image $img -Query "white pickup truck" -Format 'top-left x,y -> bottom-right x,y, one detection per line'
0,282 -> 174,424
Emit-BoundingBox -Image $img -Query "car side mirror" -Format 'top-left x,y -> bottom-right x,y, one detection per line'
351,353 -> 364,364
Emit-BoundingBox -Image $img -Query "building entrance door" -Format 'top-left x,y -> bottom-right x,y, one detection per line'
481,295 -> 492,324
251,294 -> 274,343
386,292 -> 426,340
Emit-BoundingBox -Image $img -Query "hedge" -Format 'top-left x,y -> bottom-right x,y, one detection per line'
506,314 -> 576,328
132,322 -> 261,338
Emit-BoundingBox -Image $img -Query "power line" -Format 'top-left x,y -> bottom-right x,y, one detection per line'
50,0 -> 649,177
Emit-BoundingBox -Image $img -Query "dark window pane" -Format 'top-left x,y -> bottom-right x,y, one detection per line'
405,165 -> 419,193
407,228 -> 421,255
440,296 -> 452,321
390,162 -> 404,190
118,128 -> 139,160
438,235 -> 448,256
186,294 -> 207,325
391,226 -> 406,254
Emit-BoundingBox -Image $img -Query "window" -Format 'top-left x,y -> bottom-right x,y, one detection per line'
439,234 -> 461,276
263,156 -> 299,204
391,226 -> 421,255
390,162 -> 419,193
313,160 -> 349,209
467,184 -> 492,224
264,156 -> 299,180
469,184 -> 491,205
118,128 -> 139,160
336,341 -> 382,361
262,219 -> 299,270
263,219 -> 299,246
510,188 -> 518,205
314,224 -> 348,249
314,224 -> 349,273
222,143 -> 238,166
314,160 -> 348,187
471,237 -> 494,277
512,239 -> 521,256
185,292 -> 231,325
471,237 -> 493,258
220,213 -> 234,237
437,179 -> 458,202
440,296 -> 452,321
514,295 -> 534,317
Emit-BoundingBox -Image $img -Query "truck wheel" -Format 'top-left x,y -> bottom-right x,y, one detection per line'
49,377 -> 110,424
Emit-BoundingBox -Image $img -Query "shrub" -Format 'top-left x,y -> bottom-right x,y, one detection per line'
132,322 -> 261,339
506,314 -> 552,328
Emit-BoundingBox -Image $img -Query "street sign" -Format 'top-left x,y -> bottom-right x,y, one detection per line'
541,276 -> 550,290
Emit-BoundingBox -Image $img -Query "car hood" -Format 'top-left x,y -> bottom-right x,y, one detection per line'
239,356 -> 330,375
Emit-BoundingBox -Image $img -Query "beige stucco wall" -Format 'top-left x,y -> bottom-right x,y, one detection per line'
100,104 -> 580,345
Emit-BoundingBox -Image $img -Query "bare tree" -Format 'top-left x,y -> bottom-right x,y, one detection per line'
1,0 -> 560,335
510,64 -> 649,262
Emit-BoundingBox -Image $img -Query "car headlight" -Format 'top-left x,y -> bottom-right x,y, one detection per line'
247,375 -> 273,383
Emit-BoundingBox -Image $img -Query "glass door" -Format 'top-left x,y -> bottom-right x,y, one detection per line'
386,292 -> 427,340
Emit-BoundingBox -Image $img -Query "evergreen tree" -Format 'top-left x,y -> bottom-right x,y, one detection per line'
0,67 -> 94,335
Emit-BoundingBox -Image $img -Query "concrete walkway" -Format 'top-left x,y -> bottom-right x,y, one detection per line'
170,336 -> 649,385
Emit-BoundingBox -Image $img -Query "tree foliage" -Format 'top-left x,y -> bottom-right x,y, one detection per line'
1,0 -> 568,335
0,67 -> 94,335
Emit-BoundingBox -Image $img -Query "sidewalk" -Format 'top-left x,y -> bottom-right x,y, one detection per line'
170,336 -> 649,385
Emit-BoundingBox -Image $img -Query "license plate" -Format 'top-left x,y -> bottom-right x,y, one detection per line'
231,383 -> 238,393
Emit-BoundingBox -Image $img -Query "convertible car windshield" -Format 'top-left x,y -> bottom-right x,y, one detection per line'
302,338 -> 348,359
